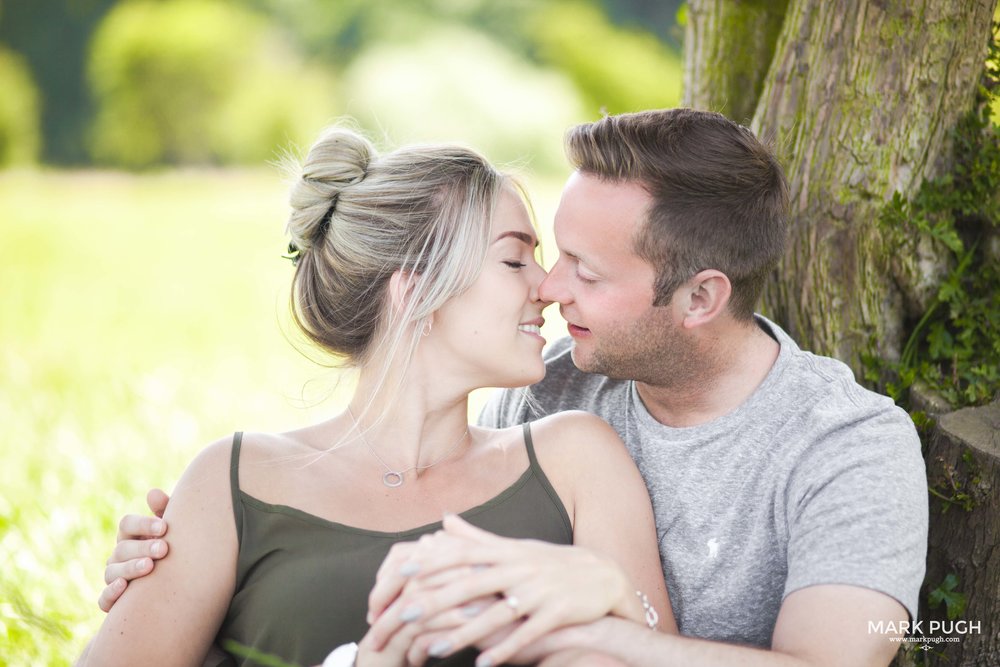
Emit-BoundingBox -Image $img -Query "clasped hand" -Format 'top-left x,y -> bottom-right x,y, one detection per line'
361,514 -> 631,667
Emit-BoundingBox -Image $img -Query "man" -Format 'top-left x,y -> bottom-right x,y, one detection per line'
102,109 -> 928,666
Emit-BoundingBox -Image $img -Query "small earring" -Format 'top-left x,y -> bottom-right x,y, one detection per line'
422,320 -> 433,337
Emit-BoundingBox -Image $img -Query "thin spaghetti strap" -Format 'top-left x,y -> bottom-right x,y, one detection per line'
521,421 -> 573,534
522,422 -> 539,467
230,432 -> 244,545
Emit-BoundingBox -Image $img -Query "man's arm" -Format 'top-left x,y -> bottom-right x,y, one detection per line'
514,585 -> 906,667
371,530 -> 908,667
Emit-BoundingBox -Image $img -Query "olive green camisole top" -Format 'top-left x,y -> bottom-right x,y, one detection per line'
215,423 -> 573,667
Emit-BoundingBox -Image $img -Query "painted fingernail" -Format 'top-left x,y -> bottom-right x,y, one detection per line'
461,604 -> 482,617
427,640 -> 452,657
399,562 -> 420,577
150,540 -> 164,557
476,655 -> 494,667
400,605 -> 423,622
135,558 -> 150,572
151,519 -> 165,535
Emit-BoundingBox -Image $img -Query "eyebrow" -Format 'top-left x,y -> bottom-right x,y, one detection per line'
494,231 -> 539,248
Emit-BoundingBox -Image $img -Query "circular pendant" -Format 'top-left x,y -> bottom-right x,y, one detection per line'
382,471 -> 404,488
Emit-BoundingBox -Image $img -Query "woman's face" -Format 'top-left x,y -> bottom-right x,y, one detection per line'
429,188 -> 549,389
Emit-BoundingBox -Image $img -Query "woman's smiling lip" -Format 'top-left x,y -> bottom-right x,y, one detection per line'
518,317 -> 546,341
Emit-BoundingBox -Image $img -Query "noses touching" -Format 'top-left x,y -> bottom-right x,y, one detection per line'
525,260 -> 554,309
538,258 -> 570,306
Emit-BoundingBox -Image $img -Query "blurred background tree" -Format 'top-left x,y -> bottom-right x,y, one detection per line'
0,0 -> 686,170
526,0 -> 682,117
0,0 -> 118,164
0,44 -> 40,166
87,0 -> 335,167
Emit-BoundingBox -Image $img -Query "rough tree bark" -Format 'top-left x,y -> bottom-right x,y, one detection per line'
754,0 -> 996,368
918,400 -> 1000,666
684,0 -> 997,374
682,0 -> 788,124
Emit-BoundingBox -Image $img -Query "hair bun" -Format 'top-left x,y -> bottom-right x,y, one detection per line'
287,127 -> 375,251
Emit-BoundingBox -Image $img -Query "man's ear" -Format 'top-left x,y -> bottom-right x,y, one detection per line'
677,269 -> 732,329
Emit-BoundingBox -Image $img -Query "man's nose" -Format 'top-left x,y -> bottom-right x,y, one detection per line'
538,257 -> 570,305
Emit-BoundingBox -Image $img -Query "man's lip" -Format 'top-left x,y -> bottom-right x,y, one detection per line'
567,323 -> 591,337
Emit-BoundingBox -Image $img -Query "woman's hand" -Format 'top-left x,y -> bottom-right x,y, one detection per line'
363,542 -> 505,666
366,515 -> 636,667
358,589 -> 501,667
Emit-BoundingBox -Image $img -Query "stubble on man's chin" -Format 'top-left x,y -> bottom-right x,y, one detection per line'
570,323 -> 703,389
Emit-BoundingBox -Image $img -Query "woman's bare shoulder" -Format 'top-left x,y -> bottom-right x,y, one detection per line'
171,435 -> 237,488
226,427 -> 328,466
525,412 -> 635,488
225,425 -> 359,503
530,411 -> 624,453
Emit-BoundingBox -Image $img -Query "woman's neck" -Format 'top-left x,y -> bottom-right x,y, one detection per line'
348,363 -> 473,474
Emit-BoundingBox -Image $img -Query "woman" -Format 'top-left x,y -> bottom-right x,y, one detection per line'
80,127 -> 671,667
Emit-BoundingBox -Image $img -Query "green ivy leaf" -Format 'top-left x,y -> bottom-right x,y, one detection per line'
927,324 -> 953,360
928,573 -> 968,621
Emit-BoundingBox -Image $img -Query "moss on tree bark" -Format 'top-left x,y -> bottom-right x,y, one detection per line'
685,0 -> 997,373
683,0 -> 788,123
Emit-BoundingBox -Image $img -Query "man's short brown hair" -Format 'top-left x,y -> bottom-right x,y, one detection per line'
565,108 -> 789,320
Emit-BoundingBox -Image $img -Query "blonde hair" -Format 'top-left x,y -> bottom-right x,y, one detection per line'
285,126 -> 510,403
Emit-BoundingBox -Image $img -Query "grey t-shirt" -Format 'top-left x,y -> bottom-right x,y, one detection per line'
479,316 -> 928,647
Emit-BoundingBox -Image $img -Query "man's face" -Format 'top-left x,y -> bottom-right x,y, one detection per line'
539,171 -> 697,382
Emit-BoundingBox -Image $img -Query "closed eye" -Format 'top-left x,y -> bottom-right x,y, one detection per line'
564,253 -> 598,283
504,261 -> 527,269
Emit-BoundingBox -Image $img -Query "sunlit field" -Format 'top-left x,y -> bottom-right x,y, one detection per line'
0,168 -> 567,664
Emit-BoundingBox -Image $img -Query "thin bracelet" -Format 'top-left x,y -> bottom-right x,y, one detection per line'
636,590 -> 659,630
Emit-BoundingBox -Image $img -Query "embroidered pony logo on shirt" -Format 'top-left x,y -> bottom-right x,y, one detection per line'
707,538 -> 720,559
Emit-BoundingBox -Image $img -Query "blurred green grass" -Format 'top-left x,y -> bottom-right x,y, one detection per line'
0,168 -> 352,664
0,167 -> 567,664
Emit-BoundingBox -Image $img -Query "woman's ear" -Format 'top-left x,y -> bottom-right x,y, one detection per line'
678,269 -> 732,329
388,270 -> 434,334
388,269 -> 418,312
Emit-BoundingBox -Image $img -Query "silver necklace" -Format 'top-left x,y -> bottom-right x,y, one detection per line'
347,407 -> 469,488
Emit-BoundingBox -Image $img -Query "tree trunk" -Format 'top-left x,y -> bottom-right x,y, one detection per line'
748,0 -> 996,371
682,0 -> 788,124
920,401 -> 1000,666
